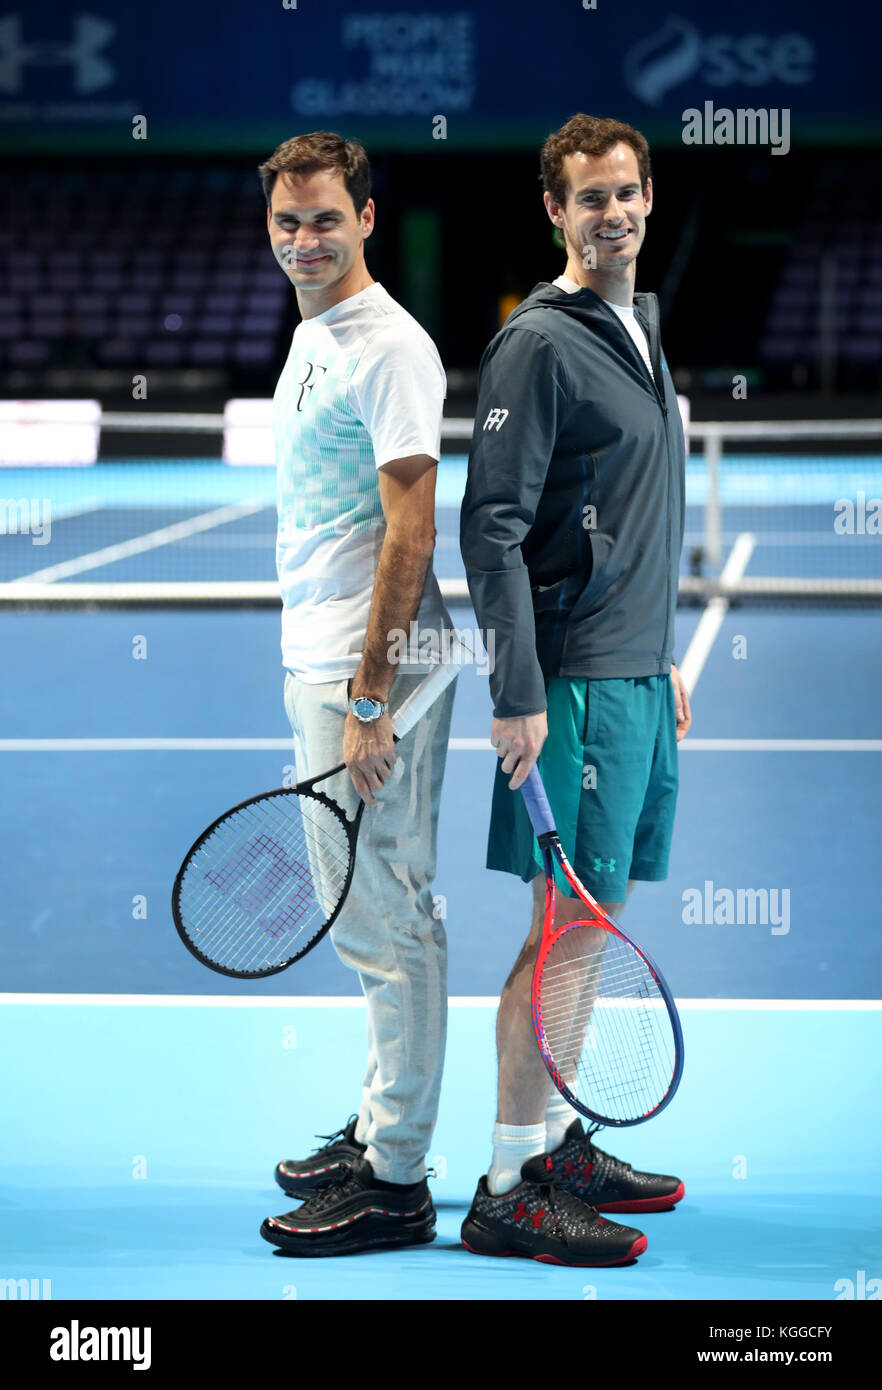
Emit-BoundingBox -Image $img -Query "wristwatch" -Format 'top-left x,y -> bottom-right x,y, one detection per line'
349,694 -> 388,723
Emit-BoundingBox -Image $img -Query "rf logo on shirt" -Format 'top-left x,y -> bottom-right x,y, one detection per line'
483,408 -> 509,431
295,361 -> 328,411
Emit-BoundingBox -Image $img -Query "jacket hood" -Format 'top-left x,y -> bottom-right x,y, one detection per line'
504,282 -> 665,408
504,280 -> 656,329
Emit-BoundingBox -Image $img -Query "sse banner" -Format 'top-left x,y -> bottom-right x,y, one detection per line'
0,0 -> 879,153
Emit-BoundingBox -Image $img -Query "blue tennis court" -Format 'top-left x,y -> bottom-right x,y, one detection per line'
1,453 -> 880,1300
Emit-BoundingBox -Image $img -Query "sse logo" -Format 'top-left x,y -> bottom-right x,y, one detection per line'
624,17 -> 814,107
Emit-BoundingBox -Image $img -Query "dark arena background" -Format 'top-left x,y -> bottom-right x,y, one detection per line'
1,0 -> 880,1337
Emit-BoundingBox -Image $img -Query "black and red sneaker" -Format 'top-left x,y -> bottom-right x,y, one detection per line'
261,1157 -> 435,1257
550,1120 -> 685,1213
460,1154 -> 646,1267
274,1116 -> 367,1199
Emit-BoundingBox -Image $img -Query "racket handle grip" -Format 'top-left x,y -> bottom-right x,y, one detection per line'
520,765 -> 555,837
390,630 -> 469,739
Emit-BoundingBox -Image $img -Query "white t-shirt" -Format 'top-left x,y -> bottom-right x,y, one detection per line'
553,273 -> 655,381
274,281 -> 451,682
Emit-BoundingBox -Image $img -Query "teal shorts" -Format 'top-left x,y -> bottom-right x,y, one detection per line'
486,675 -> 678,903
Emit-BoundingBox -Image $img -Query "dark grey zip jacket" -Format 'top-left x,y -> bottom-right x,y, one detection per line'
460,281 -> 685,718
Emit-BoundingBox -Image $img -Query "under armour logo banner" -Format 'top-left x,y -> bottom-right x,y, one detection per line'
482,408 -> 509,431
0,15 -> 116,96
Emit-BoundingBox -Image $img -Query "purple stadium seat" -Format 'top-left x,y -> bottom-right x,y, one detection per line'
240,314 -> 279,335
73,295 -> 108,314
234,339 -> 275,363
32,316 -> 67,336
160,294 -> 196,313
119,295 -> 153,314
190,340 -> 228,363
169,274 -> 204,292
112,317 -> 151,337
10,341 -> 50,365
197,315 -> 235,335
130,275 -> 164,293
74,317 -> 109,336
87,273 -> 125,294
205,293 -> 240,313
144,341 -> 185,364
246,292 -> 285,312
841,337 -> 882,362
759,336 -> 801,361
97,339 -> 137,364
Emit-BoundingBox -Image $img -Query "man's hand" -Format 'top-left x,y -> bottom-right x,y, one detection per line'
491,711 -> 548,790
670,664 -> 692,741
344,711 -> 396,806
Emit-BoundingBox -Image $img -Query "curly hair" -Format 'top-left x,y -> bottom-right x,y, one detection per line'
540,114 -> 651,206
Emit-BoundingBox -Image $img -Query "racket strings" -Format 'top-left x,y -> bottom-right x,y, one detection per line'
178,792 -> 352,974
538,924 -> 677,1123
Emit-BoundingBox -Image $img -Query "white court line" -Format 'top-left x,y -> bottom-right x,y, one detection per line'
0,737 -> 880,753
680,739 -> 882,752
11,502 -> 265,584
677,531 -> 756,697
0,994 -> 878,1010
0,738 -> 297,751
449,737 -> 882,753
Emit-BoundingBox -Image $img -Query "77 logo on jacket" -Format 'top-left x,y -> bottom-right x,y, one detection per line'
482,408 -> 509,431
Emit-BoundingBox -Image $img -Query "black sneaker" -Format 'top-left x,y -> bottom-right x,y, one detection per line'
274,1116 -> 367,1199
550,1120 -> 685,1213
261,1157 -> 435,1257
460,1154 -> 646,1266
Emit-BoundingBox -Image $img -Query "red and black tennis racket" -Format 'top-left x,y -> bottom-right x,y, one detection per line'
521,767 -> 684,1127
172,637 -> 464,979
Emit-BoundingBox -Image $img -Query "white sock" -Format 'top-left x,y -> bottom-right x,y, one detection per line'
545,1093 -> 577,1152
487,1122 -> 547,1196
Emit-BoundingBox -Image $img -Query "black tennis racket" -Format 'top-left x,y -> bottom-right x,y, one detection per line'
521,766 -> 684,1128
173,636 -> 464,978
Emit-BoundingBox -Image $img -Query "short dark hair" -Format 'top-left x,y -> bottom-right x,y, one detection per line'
540,114 -> 652,206
258,131 -> 371,215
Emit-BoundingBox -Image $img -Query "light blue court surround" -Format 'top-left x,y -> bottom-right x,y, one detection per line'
2,455 -> 881,515
1,1000 -> 879,1301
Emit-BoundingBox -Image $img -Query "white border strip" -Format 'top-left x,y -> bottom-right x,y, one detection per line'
1,737 -> 879,753
679,739 -> 882,752
0,994 -> 878,1010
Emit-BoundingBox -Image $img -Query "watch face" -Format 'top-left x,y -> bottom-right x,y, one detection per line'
353,697 -> 379,720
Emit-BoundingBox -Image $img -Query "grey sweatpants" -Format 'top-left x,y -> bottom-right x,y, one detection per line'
283,669 -> 456,1183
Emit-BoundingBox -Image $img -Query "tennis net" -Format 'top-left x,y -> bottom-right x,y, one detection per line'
1,409 -> 879,605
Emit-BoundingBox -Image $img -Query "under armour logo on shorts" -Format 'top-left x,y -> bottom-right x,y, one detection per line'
593,857 -> 616,873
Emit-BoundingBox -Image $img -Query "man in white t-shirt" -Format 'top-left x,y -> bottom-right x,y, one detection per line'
256,132 -> 456,1258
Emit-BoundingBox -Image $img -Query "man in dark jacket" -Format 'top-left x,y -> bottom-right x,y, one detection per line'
459,114 -> 692,1267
